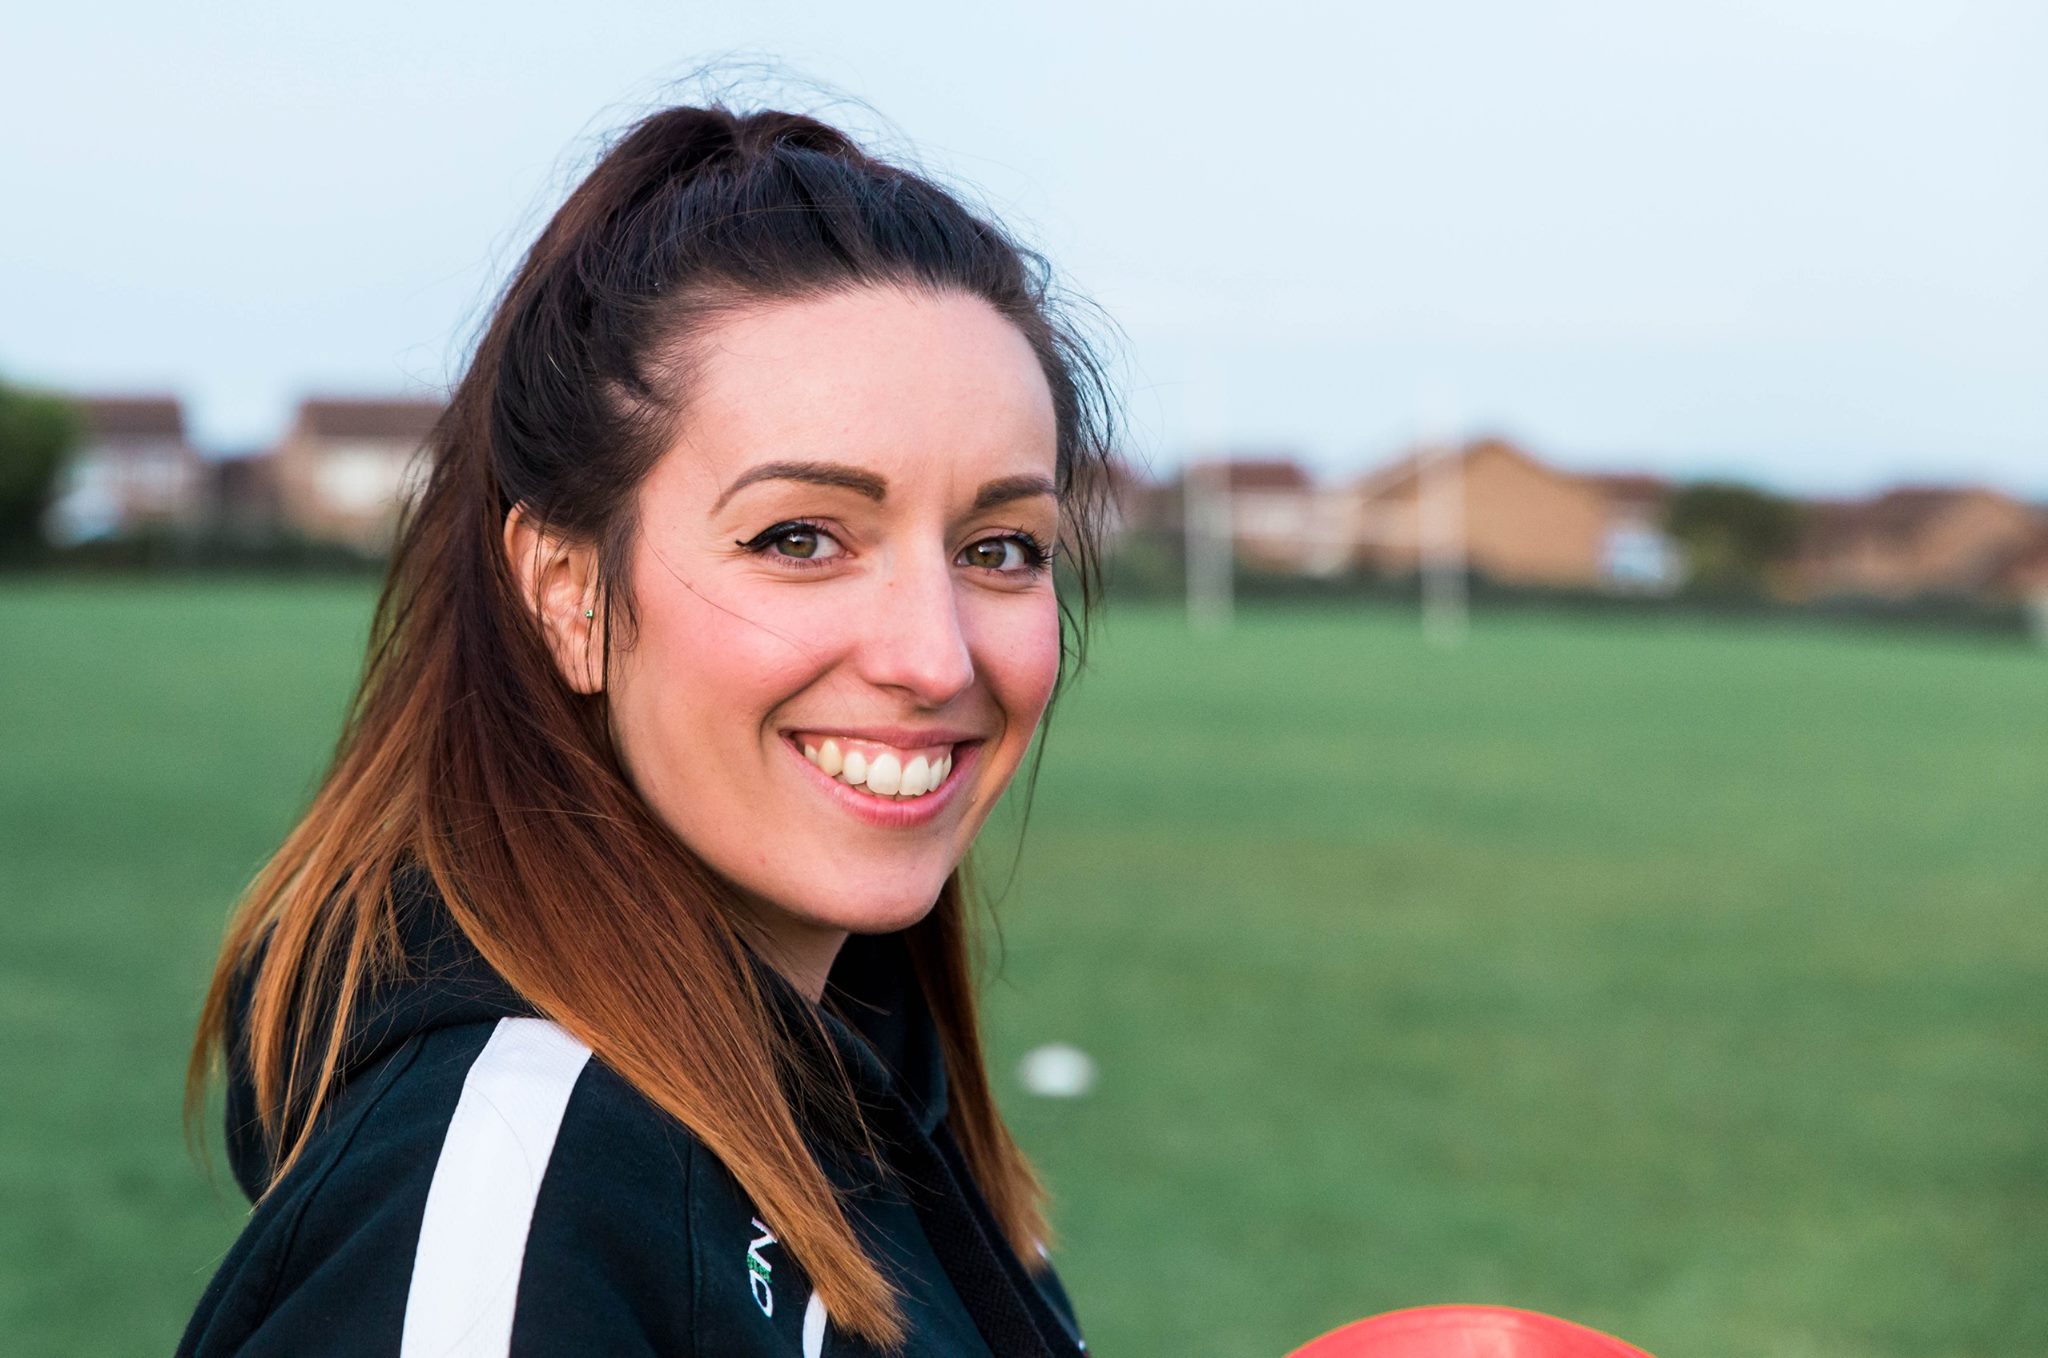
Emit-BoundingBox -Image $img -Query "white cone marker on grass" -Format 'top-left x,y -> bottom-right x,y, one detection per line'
1018,1043 -> 1096,1098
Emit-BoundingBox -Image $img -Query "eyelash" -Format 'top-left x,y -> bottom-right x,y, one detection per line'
736,518 -> 1056,577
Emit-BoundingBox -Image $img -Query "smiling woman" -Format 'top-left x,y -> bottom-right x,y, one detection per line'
177,105 -> 1116,1358
526,289 -> 1068,999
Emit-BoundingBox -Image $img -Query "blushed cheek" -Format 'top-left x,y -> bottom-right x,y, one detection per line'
611,560 -> 838,814
638,579 -> 839,730
985,597 -> 1064,738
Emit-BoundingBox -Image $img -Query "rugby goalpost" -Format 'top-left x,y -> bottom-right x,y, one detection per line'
1183,456 -> 1234,634
1182,394 -> 1469,647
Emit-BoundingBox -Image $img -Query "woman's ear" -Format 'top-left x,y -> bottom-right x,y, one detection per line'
503,504 -> 605,694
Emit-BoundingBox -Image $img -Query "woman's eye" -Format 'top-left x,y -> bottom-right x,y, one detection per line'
771,527 -> 832,559
739,521 -> 845,563
962,538 -> 1015,570
959,534 -> 1051,574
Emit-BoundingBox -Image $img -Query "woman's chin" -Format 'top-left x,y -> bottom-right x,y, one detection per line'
740,870 -> 952,947
809,886 -> 948,937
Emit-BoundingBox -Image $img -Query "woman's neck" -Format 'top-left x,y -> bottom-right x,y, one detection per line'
747,918 -> 850,1002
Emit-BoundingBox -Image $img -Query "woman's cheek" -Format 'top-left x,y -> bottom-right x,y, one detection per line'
984,591 -> 1064,731
637,559 -> 837,699
610,566 -> 807,782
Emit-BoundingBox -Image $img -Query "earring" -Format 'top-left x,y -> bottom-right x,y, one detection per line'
584,608 -> 595,619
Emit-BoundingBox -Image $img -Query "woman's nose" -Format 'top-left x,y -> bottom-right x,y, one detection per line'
855,553 -> 976,706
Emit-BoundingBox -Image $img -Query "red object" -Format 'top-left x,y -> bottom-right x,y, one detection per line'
1288,1305 -> 1653,1357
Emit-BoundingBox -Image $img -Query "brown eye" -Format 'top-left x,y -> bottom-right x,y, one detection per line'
736,520 -> 846,566
774,528 -> 821,559
960,534 -> 1052,574
963,538 -> 1013,570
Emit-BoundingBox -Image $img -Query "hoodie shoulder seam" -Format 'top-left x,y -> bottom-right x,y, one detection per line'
684,1128 -> 704,1342
248,1034 -> 427,1323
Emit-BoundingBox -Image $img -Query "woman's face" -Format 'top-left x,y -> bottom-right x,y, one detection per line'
605,286 -> 1063,994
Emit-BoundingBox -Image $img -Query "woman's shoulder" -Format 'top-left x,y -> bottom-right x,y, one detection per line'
183,1017 -> 729,1356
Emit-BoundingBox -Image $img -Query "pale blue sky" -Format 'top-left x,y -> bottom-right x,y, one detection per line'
4,0 -> 2042,494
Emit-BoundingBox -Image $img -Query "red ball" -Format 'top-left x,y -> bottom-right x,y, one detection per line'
1288,1305 -> 1653,1357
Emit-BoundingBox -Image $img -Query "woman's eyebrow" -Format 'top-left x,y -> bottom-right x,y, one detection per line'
970,474 -> 1058,512
712,462 -> 1057,513
713,460 -> 888,511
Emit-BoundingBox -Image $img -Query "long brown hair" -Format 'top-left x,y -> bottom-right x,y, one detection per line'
185,103 -> 1117,1349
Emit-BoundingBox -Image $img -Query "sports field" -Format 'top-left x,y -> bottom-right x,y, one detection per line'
2,580 -> 2042,1356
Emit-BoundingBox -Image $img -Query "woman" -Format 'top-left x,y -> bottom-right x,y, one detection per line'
179,102 -> 1114,1357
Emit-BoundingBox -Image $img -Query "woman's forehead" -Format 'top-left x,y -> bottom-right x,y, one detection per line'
667,287 -> 1057,494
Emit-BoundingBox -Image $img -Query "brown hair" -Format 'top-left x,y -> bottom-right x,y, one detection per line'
185,103 -> 1117,1348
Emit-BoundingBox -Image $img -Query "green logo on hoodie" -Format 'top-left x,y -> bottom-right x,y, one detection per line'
747,1218 -> 777,1317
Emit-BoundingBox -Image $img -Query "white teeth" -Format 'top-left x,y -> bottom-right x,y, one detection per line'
901,755 -> 930,797
866,752 -> 903,795
798,737 -> 959,799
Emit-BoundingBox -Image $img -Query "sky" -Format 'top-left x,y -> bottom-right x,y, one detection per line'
4,0 -> 2043,496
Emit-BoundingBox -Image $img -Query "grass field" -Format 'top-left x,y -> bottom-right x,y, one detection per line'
2,580 -> 2043,1356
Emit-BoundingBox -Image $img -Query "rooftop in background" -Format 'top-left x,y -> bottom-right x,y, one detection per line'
1584,472 -> 1675,514
290,397 -> 445,441
78,395 -> 186,440
1802,486 -> 2029,551
1189,458 -> 1313,493
1352,437 -> 1587,499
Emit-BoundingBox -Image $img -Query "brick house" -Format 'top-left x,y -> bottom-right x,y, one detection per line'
1991,528 -> 2048,595
1215,458 -> 1354,575
46,395 -> 208,543
272,397 -> 445,551
1585,472 -> 1681,590
1790,486 -> 2048,601
1146,456 -> 1356,575
1346,437 -> 1678,589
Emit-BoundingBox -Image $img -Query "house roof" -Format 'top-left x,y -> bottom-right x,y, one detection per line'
1186,457 -> 1312,492
1863,487 -> 1993,537
1801,485 -> 2023,554
293,397 -> 445,441
1353,436 -> 1580,499
79,395 -> 186,439
1585,471 -> 1672,512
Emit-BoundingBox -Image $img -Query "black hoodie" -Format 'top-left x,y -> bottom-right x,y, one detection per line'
178,873 -> 1089,1356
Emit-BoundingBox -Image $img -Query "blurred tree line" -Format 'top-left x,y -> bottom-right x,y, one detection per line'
0,377 -> 80,563
1664,481 -> 1805,595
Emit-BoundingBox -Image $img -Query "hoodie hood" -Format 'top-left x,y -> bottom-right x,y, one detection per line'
220,867 -> 950,1201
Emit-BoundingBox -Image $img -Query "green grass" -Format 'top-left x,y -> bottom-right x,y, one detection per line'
2,581 -> 2043,1356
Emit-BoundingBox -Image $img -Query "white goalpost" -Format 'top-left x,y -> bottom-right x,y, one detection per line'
1182,347 -> 1236,633
1418,431 -> 1469,648
1177,366 -> 1469,644
1184,457 -> 1234,633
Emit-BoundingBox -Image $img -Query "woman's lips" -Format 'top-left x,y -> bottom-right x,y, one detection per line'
783,734 -> 982,827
